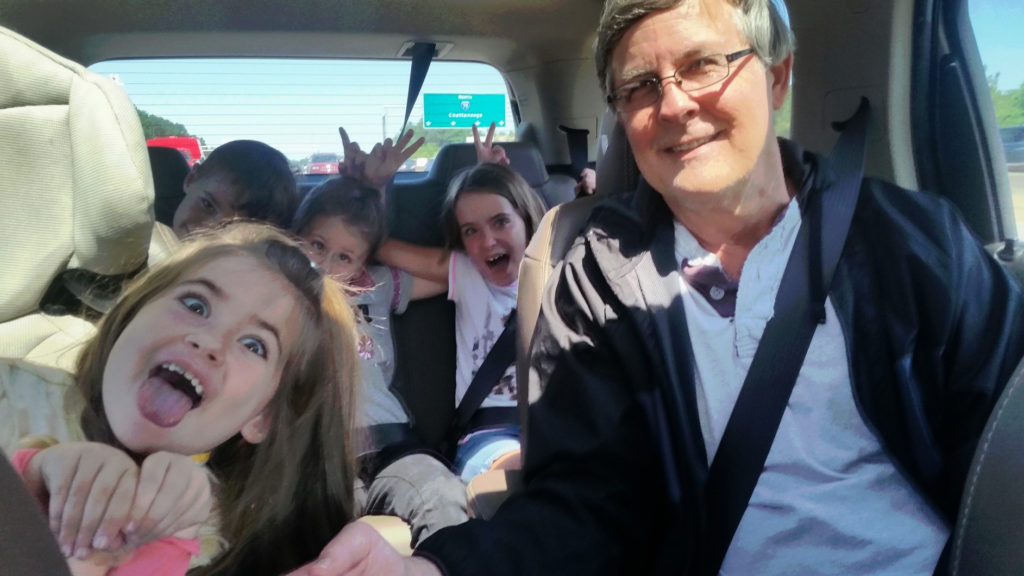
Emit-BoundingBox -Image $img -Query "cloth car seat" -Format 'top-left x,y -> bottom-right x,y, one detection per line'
950,355 -> 1024,575
467,111 -> 638,517
0,25 -> 153,454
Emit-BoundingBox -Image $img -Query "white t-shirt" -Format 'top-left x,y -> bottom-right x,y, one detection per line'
448,251 -> 518,409
673,200 -> 949,575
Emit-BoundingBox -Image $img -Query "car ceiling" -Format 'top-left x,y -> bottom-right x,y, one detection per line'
0,0 -> 912,184
0,0 -> 604,67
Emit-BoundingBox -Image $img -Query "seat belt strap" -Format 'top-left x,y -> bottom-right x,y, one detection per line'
400,42 -> 435,136
453,311 -> 518,433
697,97 -> 871,576
559,124 -> 590,176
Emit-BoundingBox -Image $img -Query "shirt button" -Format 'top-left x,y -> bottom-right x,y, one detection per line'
710,286 -> 726,300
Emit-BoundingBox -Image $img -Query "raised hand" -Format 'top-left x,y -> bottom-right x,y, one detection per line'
574,167 -> 597,197
338,126 -> 369,181
338,126 -> 425,192
473,122 -> 510,166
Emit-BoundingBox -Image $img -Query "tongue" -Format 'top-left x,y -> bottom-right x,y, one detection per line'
136,377 -> 193,428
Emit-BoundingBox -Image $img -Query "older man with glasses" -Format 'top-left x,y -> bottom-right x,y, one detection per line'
292,1 -> 1024,575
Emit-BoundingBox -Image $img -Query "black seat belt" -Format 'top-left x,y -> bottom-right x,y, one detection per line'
447,311 -> 518,453
697,97 -> 871,575
559,124 -> 590,177
399,42 -> 435,136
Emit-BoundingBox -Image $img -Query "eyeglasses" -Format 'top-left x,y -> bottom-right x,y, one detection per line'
607,48 -> 755,113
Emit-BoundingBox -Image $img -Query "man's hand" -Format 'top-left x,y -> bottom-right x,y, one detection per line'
285,522 -> 442,576
122,451 -> 213,547
339,127 -> 425,192
473,122 -> 510,166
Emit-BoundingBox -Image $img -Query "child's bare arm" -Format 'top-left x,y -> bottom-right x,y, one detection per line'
378,239 -> 449,286
409,276 -> 448,300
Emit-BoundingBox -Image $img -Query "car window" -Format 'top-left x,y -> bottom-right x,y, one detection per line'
969,0 -> 1024,237
88,58 -> 516,176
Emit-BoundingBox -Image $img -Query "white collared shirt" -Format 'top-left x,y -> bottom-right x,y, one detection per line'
673,199 -> 948,575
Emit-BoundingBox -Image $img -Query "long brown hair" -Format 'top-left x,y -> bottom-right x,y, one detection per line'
441,162 -> 546,252
75,221 -> 359,575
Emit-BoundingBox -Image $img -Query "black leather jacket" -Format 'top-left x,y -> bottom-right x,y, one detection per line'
417,140 -> 1024,575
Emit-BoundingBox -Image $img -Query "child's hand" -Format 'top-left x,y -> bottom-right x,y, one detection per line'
123,451 -> 213,547
362,129 -> 425,192
574,167 -> 597,197
28,442 -> 139,559
473,122 -> 510,166
338,126 -> 370,181
339,126 -> 424,192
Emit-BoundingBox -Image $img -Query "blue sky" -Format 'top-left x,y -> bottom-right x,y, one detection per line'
90,0 -> 1021,160
970,0 -> 1024,90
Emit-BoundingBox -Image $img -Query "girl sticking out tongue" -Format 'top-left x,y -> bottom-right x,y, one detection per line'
14,222 -> 360,576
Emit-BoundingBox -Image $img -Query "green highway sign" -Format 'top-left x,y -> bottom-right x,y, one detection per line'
423,93 -> 506,129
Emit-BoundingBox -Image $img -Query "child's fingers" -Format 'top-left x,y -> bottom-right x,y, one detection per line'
395,129 -> 415,150
129,453 -> 212,545
399,136 -> 426,162
338,127 -> 352,151
42,450 -> 79,541
144,481 -> 209,544
472,123 -> 481,147
485,121 -> 497,147
127,452 -> 171,536
75,466 -> 136,556
55,456 -> 103,557
492,144 -> 509,166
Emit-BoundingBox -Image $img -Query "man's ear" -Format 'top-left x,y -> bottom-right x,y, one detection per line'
769,52 -> 794,111
240,409 -> 272,444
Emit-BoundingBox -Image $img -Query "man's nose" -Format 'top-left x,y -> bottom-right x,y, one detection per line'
657,80 -> 700,120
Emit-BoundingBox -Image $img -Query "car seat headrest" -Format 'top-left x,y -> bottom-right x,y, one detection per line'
0,25 -> 153,325
429,142 -> 551,190
148,146 -> 189,227
596,108 -> 640,196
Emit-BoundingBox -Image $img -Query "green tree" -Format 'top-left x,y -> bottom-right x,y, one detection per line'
774,93 -> 792,138
988,73 -> 1024,127
136,108 -> 194,140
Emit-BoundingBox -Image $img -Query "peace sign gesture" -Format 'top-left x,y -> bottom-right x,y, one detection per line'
472,122 -> 510,166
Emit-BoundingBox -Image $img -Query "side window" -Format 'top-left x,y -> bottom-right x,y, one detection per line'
773,0 -> 792,139
969,0 -> 1024,238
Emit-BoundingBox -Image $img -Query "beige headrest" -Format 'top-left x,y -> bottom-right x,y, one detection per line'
0,25 -> 153,325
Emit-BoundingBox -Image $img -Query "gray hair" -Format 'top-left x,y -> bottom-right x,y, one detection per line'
595,0 -> 796,95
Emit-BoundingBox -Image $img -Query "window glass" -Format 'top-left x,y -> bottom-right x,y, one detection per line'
774,0 -> 792,139
969,0 -> 1024,237
88,58 -> 516,177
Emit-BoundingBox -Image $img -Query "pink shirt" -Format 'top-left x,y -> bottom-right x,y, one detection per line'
12,449 -> 201,576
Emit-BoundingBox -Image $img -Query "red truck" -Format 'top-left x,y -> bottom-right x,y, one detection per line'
147,136 -> 203,166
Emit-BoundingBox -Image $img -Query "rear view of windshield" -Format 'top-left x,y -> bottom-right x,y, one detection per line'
89,58 -> 516,174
